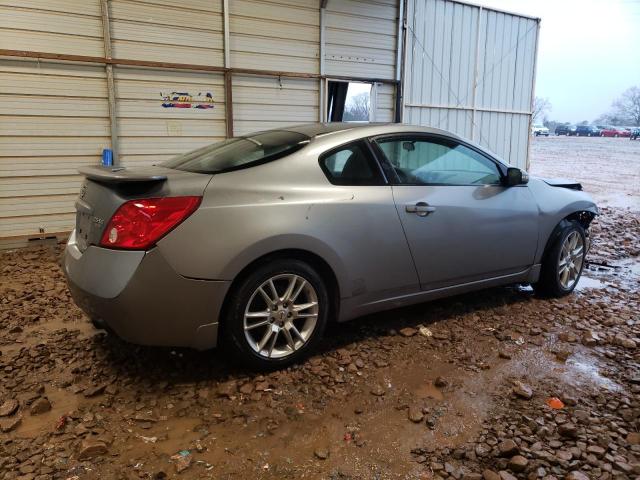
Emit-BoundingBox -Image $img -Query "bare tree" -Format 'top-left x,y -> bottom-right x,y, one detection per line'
343,92 -> 370,122
611,86 -> 640,126
533,97 -> 552,122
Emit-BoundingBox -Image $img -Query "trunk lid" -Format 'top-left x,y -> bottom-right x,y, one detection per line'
74,165 -> 212,252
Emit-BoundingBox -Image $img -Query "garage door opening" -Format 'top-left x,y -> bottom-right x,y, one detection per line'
327,81 -> 372,122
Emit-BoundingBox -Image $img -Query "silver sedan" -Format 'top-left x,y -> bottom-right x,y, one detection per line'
64,123 -> 598,369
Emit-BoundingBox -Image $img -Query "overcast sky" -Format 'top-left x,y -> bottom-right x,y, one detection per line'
478,0 -> 640,123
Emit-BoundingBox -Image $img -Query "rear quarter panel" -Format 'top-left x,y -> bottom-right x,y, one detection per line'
156,145 -> 420,315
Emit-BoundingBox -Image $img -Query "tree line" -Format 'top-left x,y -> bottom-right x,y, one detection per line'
535,86 -> 640,130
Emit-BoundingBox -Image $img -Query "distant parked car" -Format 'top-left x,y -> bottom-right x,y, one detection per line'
630,128 -> 640,140
555,125 -> 573,136
573,125 -> 600,137
532,124 -> 549,136
591,126 -> 603,136
602,127 -> 630,138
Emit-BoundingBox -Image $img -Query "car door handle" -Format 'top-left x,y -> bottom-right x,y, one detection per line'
406,202 -> 436,217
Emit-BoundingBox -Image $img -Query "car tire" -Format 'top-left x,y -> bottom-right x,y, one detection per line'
534,221 -> 586,298
615,134 -> 619,137
221,258 -> 329,370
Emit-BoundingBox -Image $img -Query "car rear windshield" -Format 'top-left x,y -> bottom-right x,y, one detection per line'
162,130 -> 310,174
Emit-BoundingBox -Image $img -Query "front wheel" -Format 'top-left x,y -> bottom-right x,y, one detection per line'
534,221 -> 586,297
222,259 -> 329,370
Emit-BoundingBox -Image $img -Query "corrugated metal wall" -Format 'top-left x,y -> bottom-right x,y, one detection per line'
0,1 -> 110,241
403,0 -> 538,169
114,68 -> 226,167
229,0 -> 320,136
324,0 -> 398,79
0,0 -> 230,241
0,0 -> 539,245
109,0 -> 224,65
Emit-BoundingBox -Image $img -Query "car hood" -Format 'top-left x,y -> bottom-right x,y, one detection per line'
533,176 -> 583,191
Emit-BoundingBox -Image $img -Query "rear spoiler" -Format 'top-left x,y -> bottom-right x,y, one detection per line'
79,165 -> 167,183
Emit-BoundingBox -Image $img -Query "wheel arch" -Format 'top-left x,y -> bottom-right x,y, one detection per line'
539,210 -> 596,265
218,248 -> 342,336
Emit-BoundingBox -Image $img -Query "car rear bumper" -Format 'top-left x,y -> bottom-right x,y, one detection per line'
64,230 -> 230,350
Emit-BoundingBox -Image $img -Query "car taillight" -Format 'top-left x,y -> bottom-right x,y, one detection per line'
100,196 -> 201,250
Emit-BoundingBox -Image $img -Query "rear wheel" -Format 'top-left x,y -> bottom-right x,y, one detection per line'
222,259 -> 328,370
534,221 -> 586,297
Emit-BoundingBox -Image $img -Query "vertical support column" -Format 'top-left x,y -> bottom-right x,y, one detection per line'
526,19 -> 541,171
223,0 -> 231,68
225,70 -> 234,138
370,82 -> 378,122
399,0 -> 409,123
223,0 -> 233,138
100,0 -> 119,165
319,5 -> 326,122
470,5 -> 483,142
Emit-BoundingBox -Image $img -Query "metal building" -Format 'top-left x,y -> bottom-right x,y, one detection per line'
0,0 -> 539,247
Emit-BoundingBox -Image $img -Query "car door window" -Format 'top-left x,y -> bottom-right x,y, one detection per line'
376,137 -> 501,186
319,142 -> 384,186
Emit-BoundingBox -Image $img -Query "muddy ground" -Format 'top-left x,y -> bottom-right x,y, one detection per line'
0,137 -> 639,480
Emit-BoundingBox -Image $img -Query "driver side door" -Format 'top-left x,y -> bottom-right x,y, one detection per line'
373,134 -> 539,291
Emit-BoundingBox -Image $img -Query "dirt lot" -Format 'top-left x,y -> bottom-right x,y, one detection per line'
530,136 -> 640,211
0,137 -> 639,480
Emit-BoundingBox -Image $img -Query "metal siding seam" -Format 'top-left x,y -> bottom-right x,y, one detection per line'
526,19 -> 540,171
225,70 -> 234,138
223,0 -> 230,67
101,0 -> 119,164
470,4 -> 481,141
319,5 -> 325,121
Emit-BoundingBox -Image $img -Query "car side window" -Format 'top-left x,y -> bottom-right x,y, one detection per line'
319,142 -> 384,186
376,137 -> 502,186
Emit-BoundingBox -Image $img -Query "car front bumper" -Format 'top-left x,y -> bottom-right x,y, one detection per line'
64,230 -> 230,350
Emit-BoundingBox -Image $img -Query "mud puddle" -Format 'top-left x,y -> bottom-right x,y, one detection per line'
14,386 -> 98,439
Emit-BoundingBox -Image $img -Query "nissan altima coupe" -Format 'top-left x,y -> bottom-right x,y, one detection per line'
65,123 -> 598,369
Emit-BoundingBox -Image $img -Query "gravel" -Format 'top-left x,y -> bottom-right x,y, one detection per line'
0,141 -> 638,479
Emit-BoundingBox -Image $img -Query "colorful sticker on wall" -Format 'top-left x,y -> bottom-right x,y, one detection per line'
161,92 -> 214,109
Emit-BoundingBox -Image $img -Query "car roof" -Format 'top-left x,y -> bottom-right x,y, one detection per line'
280,122 -> 513,165
279,122 -> 461,140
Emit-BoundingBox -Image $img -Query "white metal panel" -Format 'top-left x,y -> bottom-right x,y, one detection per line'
233,76 -> 319,136
374,82 -> 395,122
114,67 -> 226,167
229,0 -> 319,73
0,59 -> 109,239
403,0 -> 538,168
324,0 -> 398,79
0,1 -> 103,56
109,0 -> 224,65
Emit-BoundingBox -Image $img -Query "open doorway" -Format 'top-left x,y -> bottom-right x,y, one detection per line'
327,81 -> 372,122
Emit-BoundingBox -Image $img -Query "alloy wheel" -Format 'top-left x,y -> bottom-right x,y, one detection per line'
558,231 -> 584,289
243,274 -> 319,359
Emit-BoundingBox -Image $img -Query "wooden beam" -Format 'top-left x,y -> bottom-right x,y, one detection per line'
100,0 -> 119,165
0,49 -> 398,85
224,71 -> 234,138
223,0 -> 230,68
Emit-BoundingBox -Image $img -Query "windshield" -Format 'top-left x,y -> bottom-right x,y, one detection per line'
162,130 -> 310,174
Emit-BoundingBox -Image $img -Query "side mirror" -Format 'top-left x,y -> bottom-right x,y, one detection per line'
504,167 -> 529,186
